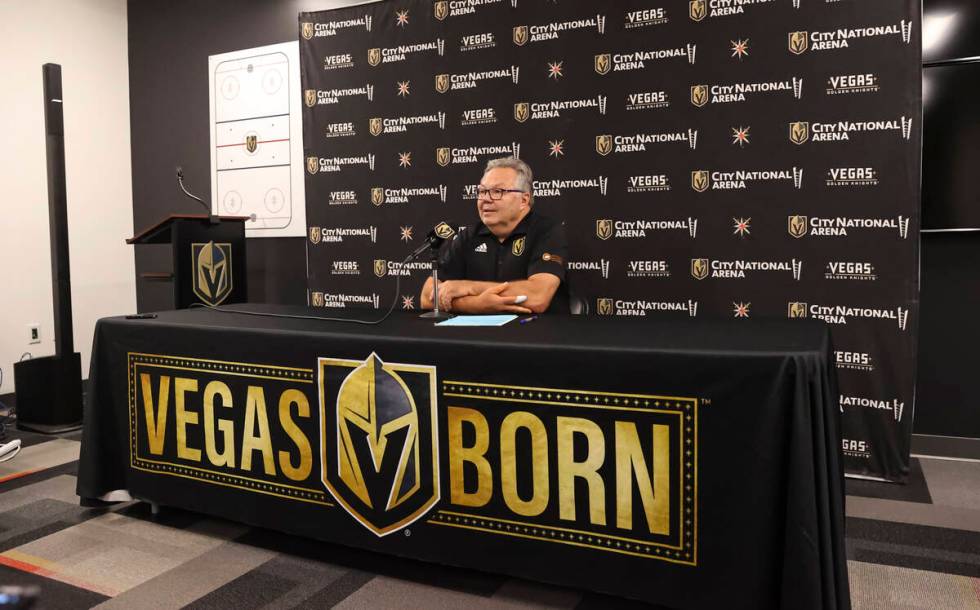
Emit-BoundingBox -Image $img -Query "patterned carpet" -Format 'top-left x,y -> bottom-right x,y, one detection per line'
0,428 -> 978,609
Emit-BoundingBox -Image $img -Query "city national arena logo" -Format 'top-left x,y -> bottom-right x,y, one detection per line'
788,117 -> 913,143
691,167 -> 803,191
307,226 -> 378,245
691,257 -> 802,280
597,218 -> 697,240
373,259 -> 432,277
191,242 -> 233,306
318,353 -> 439,536
371,185 -> 448,205
434,0 -> 505,20
598,298 -> 698,317
436,65 -> 519,93
366,39 -> 445,67
596,130 -> 697,155
787,215 -> 910,238
512,14 -> 605,46
302,15 -> 372,39
595,45 -> 696,74
789,20 -> 912,53
305,85 -> 374,105
787,302 -> 910,330
368,113 -> 446,136
690,0 -> 778,20
436,143 -> 519,166
306,153 -> 375,173
691,78 -> 802,106
513,96 -> 607,122
534,176 -> 607,199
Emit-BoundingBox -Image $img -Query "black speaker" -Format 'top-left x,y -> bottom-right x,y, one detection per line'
16,63 -> 83,433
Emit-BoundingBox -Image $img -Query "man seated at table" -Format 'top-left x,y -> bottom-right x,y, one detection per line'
421,157 -> 569,314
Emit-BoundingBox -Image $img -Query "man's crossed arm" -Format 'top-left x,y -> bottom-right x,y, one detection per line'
420,273 -> 560,314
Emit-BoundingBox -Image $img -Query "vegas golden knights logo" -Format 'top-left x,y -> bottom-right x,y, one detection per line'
788,302 -> 808,318
690,0 -> 707,22
514,103 -> 530,123
309,226 -> 322,244
789,121 -> 809,145
319,354 -> 439,536
374,259 -> 388,278
371,188 -> 385,206
512,236 -> 525,257
307,156 -> 319,175
369,118 -> 383,137
301,22 -> 314,40
311,291 -> 324,307
789,31 -> 808,55
245,134 -> 257,154
436,147 -> 451,167
594,54 -> 611,75
691,85 -> 708,108
435,74 -> 450,93
691,258 -> 709,280
788,215 -> 808,239
304,89 -> 317,108
513,26 -> 529,46
368,48 -> 382,67
691,170 -> 709,192
433,222 -> 455,240
434,1 -> 448,20
595,135 -> 613,156
192,242 -> 233,306
597,298 -> 614,316
596,219 -> 613,241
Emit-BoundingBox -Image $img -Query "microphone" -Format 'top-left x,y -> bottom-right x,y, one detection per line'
406,222 -> 457,261
176,166 -> 218,224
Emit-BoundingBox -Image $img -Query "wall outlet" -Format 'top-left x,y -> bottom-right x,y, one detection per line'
28,324 -> 40,344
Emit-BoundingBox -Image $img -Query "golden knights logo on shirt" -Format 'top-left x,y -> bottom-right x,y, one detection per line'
191,242 -> 233,306
318,354 -> 439,536
512,236 -> 526,256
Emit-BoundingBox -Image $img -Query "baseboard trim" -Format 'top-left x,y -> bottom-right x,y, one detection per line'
911,433 -> 980,461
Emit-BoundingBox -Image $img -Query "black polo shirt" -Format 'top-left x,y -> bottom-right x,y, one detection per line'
439,211 -> 570,314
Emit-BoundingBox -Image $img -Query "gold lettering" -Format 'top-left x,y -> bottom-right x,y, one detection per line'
447,406 -> 492,507
499,412 -> 549,516
241,386 -> 276,475
278,389 -> 312,481
174,378 -> 201,462
203,380 -> 235,468
615,422 -> 670,535
557,416 -> 606,525
140,373 -> 169,455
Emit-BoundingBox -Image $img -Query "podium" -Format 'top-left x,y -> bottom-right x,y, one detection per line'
128,214 -> 248,309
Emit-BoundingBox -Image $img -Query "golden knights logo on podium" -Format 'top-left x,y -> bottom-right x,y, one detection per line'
318,354 -> 439,536
191,241 -> 233,306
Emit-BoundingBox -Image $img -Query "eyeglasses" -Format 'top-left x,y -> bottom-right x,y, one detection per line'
476,187 -> 525,200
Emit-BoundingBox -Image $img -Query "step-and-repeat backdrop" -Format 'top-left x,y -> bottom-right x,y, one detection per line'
299,0 -> 921,481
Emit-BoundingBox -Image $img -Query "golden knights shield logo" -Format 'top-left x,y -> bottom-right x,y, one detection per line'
434,1 -> 448,20
304,89 -> 317,108
369,118 -> 383,137
691,85 -> 709,108
594,54 -> 611,75
309,226 -> 322,244
191,242 -> 233,306
512,236 -> 525,257
691,258 -> 709,280
368,48 -> 382,67
691,170 -> 709,192
789,31 -> 808,55
788,302 -> 808,318
307,156 -> 319,175
434,222 -> 456,240
789,121 -> 809,145
374,259 -> 388,278
596,219 -> 613,241
788,215 -> 808,239
435,74 -> 450,93
319,354 -> 439,536
595,135 -> 613,156
597,298 -> 614,316
436,147 -> 451,167
245,134 -> 257,154
690,0 -> 707,22
514,103 -> 530,123
301,22 -> 314,40
513,26 -> 529,46
371,188 -> 385,206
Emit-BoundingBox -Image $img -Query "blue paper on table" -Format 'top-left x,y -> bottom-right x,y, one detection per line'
436,315 -> 517,327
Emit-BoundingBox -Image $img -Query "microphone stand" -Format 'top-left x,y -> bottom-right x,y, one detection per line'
418,241 -> 453,321
177,166 -> 219,224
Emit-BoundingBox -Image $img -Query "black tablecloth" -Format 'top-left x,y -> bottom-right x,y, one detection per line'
78,304 -> 848,610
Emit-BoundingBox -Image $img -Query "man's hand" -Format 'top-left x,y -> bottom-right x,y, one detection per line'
471,283 -> 532,314
437,280 -> 472,312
